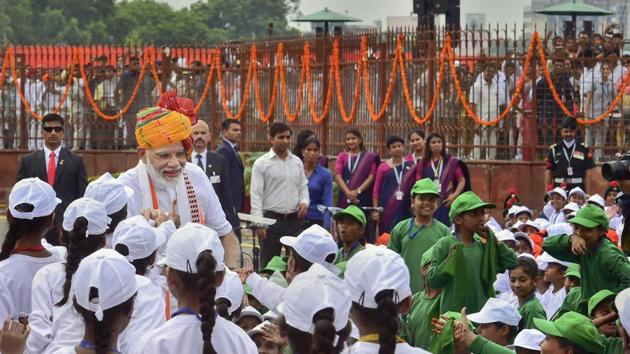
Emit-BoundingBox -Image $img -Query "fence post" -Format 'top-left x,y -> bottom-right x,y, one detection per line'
321,35 -> 330,156
17,53 -> 27,150
377,38 -> 387,157
239,46 -> 248,151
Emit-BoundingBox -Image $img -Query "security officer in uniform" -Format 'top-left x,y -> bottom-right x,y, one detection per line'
545,117 -> 595,191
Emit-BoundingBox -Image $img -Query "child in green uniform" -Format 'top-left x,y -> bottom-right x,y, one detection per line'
402,246 -> 441,350
534,312 -> 606,354
427,191 -> 518,314
389,178 -> 451,294
467,298 -> 521,349
510,256 -> 547,329
588,289 -> 619,338
553,265 -> 582,320
332,205 -> 366,272
543,204 -> 630,300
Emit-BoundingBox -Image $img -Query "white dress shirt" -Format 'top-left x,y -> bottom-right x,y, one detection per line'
43,145 -> 62,173
193,149 -> 207,172
250,149 -> 309,216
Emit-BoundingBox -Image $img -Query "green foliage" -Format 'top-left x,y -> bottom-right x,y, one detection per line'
0,0 -> 301,45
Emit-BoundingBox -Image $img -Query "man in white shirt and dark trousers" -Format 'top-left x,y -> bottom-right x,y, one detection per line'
250,122 -> 309,268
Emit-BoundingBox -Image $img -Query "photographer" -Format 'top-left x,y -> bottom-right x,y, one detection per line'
603,153 -> 630,253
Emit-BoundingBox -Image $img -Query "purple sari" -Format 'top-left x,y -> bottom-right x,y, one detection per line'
335,151 -> 379,208
378,160 -> 416,232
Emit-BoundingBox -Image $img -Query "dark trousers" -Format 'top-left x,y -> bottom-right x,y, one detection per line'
261,211 -> 306,269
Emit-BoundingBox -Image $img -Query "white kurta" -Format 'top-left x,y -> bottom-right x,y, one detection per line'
541,285 -> 567,320
343,342 -> 431,353
0,253 -> 59,318
118,161 -> 232,236
132,313 -> 257,354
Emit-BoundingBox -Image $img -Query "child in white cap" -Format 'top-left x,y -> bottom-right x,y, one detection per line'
28,197 -> 111,353
277,263 -> 351,354
513,329 -> 544,354
236,306 -> 264,332
467,298 -> 522,350
239,224 -> 338,312
133,223 -> 257,354
546,187 -> 567,224
537,253 -> 571,319
568,187 -> 586,206
510,256 -> 547,330
344,245 -> 429,353
111,214 -> 175,353
215,268 -> 245,320
247,320 -> 283,354
62,248 -> 138,354
0,178 -> 61,322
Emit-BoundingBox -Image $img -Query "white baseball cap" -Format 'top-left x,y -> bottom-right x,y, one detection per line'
588,194 -> 605,209
535,218 -> 551,230
344,245 -> 412,309
112,215 -> 166,262
158,222 -> 225,272
277,264 -> 350,334
215,269 -> 244,316
507,205 -> 521,217
247,320 -> 271,338
238,306 -> 264,324
514,206 -> 533,217
514,233 -> 535,252
262,310 -> 280,321
514,329 -> 545,350
616,288 -> 630,334
9,178 -> 61,220
537,252 -> 572,268
568,187 -> 585,198
524,220 -> 541,232
495,229 -> 517,243
510,221 -> 525,232
548,187 -> 567,200
73,248 -> 138,321
467,298 -> 522,326
546,223 -> 573,238
62,197 -> 111,236
280,225 -> 338,271
84,173 -> 134,215
563,202 -> 580,213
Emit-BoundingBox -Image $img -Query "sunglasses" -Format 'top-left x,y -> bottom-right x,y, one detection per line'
42,126 -> 63,133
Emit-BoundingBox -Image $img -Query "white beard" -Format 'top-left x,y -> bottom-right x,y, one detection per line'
145,157 -> 183,190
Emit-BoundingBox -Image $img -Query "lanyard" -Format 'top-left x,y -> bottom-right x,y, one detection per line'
172,306 -> 202,321
393,162 -> 404,187
347,152 -> 362,177
562,143 -> 576,165
79,340 -> 121,354
358,333 -> 406,344
431,158 -> 443,180
406,218 -> 429,240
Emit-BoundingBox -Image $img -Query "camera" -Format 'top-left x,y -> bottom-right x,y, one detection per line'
602,153 -> 630,181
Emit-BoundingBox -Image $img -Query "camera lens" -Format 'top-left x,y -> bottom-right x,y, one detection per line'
602,160 -> 630,181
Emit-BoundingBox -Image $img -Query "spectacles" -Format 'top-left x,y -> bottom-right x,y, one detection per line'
150,150 -> 187,162
42,126 -> 63,133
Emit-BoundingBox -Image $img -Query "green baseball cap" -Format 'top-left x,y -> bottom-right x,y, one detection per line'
448,191 -> 496,222
244,284 -> 253,296
411,178 -> 441,198
569,204 -> 609,230
421,245 -> 435,268
262,256 -> 287,273
565,263 -> 580,279
534,312 -> 605,353
588,289 -> 616,316
333,205 -> 366,226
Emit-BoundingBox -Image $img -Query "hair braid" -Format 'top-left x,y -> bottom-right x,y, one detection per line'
375,290 -> 398,354
196,250 -> 218,354
310,308 -> 337,354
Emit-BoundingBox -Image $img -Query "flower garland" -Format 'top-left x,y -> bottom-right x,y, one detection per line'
252,44 -> 280,123
397,34 -> 446,125
279,43 -> 306,122
192,56 -> 216,113
305,42 -> 334,124
333,37 -> 365,123
215,48 -> 255,120
0,50 -> 10,89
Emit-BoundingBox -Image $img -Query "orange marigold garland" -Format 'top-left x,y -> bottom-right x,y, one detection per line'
215,47 -> 255,120
333,37 -> 365,123
279,43 -> 306,122
252,44 -> 280,123
363,39 -> 399,122
305,43 -> 334,124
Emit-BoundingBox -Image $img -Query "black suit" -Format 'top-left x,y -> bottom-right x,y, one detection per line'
193,150 -> 241,238
16,147 -> 88,244
216,139 -> 245,213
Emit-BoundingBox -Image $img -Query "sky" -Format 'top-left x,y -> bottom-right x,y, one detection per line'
164,0 -> 532,29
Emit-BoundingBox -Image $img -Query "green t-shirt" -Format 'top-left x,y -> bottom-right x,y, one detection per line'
388,217 -> 451,294
553,287 -> 584,320
335,243 -> 364,265
402,291 -> 440,350
543,235 -> 630,300
603,336 -> 623,354
518,296 -> 547,330
427,234 -> 518,314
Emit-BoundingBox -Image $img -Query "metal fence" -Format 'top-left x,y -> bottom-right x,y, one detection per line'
0,25 -> 628,162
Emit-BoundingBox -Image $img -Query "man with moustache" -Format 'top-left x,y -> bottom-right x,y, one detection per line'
190,120 -> 240,239
117,91 -> 241,268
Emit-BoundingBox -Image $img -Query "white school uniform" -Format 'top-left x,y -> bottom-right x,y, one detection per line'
0,253 -> 59,318
28,262 -> 66,353
133,314 -> 257,354
541,285 -> 566,320
343,341 -> 431,353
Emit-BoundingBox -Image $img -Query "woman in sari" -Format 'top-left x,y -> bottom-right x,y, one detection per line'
372,135 -> 416,233
404,129 -> 425,164
334,129 -> 378,210
416,132 -> 470,226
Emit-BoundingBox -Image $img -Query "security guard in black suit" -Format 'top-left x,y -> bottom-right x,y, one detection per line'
545,117 -> 595,191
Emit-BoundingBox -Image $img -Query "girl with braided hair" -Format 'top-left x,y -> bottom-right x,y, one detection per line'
28,197 -> 111,353
134,223 -> 256,354
343,246 -> 430,354
278,264 -> 352,354
0,178 -> 60,324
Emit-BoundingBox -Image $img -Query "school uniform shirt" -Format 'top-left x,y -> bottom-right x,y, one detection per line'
541,285 -> 566,319
132,312 -> 257,354
402,292 -> 439,350
0,253 -> 59,318
388,218 -> 451,294
553,287 -> 582,319
603,336 -> 623,354
342,341 -> 431,353
427,235 -> 518,314
468,337 -> 516,354
518,296 -> 547,330
245,272 -> 286,312
543,235 -> 630,300
28,262 -> 66,353
336,243 -> 365,265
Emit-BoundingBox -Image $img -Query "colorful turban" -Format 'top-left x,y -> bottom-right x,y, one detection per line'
135,106 -> 193,153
